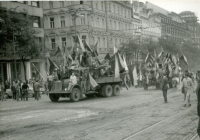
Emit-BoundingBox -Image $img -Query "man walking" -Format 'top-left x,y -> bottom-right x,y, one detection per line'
161,73 -> 169,103
180,72 -> 195,107
196,70 -> 200,137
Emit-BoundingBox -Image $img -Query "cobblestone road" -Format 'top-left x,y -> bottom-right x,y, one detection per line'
0,87 -> 199,140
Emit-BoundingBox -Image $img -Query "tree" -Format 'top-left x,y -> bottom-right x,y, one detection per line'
0,6 -> 41,80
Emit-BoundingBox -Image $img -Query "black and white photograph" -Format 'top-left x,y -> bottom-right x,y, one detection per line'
0,0 -> 200,139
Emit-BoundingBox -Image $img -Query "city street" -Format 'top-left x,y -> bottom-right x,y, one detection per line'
0,87 -> 199,140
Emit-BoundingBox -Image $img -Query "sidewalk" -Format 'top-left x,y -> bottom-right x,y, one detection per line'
0,94 -> 49,111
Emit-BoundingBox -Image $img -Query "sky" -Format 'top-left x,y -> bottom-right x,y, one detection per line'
138,0 -> 200,22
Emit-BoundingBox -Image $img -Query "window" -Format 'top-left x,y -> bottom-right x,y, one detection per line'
114,21 -> 116,29
62,37 -> 66,49
51,39 -> 56,50
81,14 -> 85,25
110,38 -> 113,45
102,19 -> 104,28
103,38 -> 106,47
32,16 -> 40,28
110,20 -> 112,29
49,2 -> 53,8
109,3 -> 111,12
118,6 -> 119,14
96,2 -> 98,9
97,18 -> 99,27
28,1 -> 39,7
113,5 -> 115,13
82,35 -> 86,43
60,16 -> 65,27
101,1 -> 104,10
80,1 -> 83,4
125,10 -> 126,17
60,1 -> 64,7
50,18 -> 54,28
121,7 -> 123,16
115,39 -> 117,46
72,17 -> 76,25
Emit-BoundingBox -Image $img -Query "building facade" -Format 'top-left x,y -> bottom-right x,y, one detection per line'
180,11 -> 200,48
43,1 -> 141,59
144,2 -> 190,43
133,2 -> 161,41
0,1 -> 45,82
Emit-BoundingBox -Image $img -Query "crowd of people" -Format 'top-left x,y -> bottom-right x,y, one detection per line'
0,78 -> 46,101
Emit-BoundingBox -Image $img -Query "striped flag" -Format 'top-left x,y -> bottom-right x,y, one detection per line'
77,35 -> 86,51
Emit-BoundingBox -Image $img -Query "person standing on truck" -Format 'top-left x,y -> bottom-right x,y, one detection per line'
80,70 -> 87,92
161,73 -> 169,103
180,72 -> 195,107
68,72 -> 77,91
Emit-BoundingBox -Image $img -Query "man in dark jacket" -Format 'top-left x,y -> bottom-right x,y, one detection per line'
196,70 -> 200,137
22,81 -> 29,101
34,79 -> 41,101
161,73 -> 169,103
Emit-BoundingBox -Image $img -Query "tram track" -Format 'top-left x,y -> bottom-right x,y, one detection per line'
123,105 -> 197,140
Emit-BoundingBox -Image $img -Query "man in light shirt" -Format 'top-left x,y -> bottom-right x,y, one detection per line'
68,73 -> 77,90
180,72 -> 195,107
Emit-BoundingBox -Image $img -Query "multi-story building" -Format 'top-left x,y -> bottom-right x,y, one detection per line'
43,1 -> 141,59
143,2 -> 190,43
133,2 -> 161,41
0,1 -> 45,82
180,11 -> 200,48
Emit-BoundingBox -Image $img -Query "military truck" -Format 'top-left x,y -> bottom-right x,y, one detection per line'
48,67 -> 122,102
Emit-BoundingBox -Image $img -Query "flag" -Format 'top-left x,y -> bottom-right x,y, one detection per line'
32,63 -> 45,80
168,63 -> 172,77
84,40 -> 93,52
179,55 -> 188,65
117,51 -> 126,70
158,51 -> 164,58
114,46 -> 118,54
122,55 -> 128,71
89,73 -> 98,88
172,54 -> 177,65
47,58 -> 59,75
65,48 -> 73,64
154,49 -> 157,59
145,53 -> 154,64
133,65 -> 138,86
92,41 -> 98,57
114,55 -> 120,77
77,35 -> 86,51
104,53 -> 111,61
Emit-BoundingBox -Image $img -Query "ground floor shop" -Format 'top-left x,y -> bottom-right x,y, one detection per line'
0,59 -> 47,83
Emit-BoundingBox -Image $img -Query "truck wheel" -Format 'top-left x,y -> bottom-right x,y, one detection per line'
49,94 -> 59,102
102,85 -> 112,97
70,88 -> 81,102
112,85 -> 120,96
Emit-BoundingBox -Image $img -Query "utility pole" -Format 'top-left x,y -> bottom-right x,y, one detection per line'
13,25 -> 17,80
